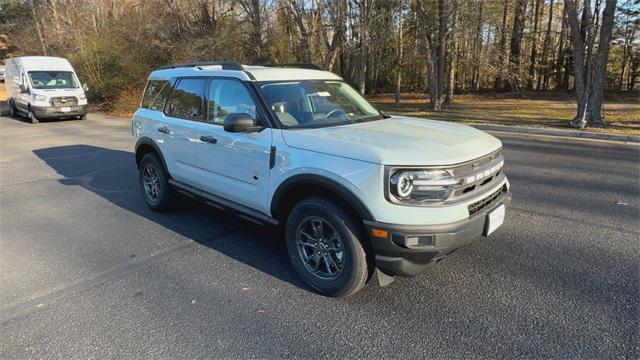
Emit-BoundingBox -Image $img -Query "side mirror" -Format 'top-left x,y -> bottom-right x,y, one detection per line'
223,113 -> 263,133
82,83 -> 89,92
19,85 -> 29,94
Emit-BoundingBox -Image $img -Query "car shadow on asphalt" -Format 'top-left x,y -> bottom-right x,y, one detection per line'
33,144 -> 311,292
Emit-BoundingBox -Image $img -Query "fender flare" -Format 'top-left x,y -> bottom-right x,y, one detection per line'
134,137 -> 169,173
270,174 -> 375,221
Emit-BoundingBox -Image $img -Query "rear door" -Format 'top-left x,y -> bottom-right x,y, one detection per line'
158,77 -> 207,185
192,78 -> 273,214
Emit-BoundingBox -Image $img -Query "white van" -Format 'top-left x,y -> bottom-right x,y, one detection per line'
5,56 -> 88,123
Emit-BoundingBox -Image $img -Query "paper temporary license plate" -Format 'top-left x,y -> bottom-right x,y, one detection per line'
60,107 -> 71,112
484,204 -> 505,236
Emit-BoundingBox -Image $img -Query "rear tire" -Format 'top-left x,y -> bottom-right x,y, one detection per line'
139,153 -> 172,212
285,197 -> 370,297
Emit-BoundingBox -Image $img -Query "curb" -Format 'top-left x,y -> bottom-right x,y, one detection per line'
471,124 -> 640,144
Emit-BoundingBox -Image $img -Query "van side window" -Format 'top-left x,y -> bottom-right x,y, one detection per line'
141,80 -> 172,111
166,78 -> 206,120
206,79 -> 257,124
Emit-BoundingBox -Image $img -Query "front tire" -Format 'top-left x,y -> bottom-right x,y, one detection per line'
27,106 -> 39,124
8,100 -> 16,117
139,153 -> 172,211
285,197 -> 370,297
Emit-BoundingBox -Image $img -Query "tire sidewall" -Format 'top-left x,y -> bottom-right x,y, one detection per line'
139,154 -> 171,211
285,198 -> 368,297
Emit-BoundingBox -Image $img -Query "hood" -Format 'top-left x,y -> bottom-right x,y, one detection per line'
32,88 -> 84,96
281,115 -> 502,166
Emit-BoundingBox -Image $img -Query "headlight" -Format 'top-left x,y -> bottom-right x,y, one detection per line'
34,94 -> 47,102
78,94 -> 86,100
389,169 -> 458,204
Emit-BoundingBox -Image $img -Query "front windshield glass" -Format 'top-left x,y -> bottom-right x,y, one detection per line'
259,80 -> 382,128
28,71 -> 79,89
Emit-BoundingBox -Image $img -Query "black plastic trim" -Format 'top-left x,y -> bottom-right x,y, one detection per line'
269,146 -> 276,169
168,179 -> 278,226
250,63 -> 322,70
161,61 -> 244,71
270,174 -> 375,221
365,190 -> 511,277
134,137 -> 169,173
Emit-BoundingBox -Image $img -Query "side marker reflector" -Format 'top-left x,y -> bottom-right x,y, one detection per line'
371,228 -> 389,239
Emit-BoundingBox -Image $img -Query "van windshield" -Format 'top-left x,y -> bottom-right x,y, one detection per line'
28,71 -> 79,89
259,80 -> 382,128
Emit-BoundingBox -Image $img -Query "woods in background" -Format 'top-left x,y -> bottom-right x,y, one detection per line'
0,0 -> 638,126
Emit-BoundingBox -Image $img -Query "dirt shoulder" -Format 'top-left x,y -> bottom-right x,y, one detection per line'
368,93 -> 640,136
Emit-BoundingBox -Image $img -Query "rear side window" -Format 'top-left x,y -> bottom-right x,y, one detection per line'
165,78 -> 206,120
141,80 -> 172,111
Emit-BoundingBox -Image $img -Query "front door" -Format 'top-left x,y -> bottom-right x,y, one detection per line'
193,78 -> 273,215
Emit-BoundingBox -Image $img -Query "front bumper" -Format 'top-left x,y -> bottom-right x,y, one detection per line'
31,105 -> 88,119
365,185 -> 511,277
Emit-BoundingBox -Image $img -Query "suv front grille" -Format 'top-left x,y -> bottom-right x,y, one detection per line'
450,149 -> 504,199
50,96 -> 78,107
468,184 -> 507,216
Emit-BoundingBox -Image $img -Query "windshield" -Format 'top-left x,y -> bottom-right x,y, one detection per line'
259,80 -> 382,128
28,71 -> 79,89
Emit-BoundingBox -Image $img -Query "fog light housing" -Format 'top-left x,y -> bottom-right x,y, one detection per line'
392,234 -> 435,248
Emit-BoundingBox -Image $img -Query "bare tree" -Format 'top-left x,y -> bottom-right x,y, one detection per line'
495,0 -> 509,90
237,0 -> 265,62
565,0 -> 618,127
537,0 -> 555,90
287,0 -> 313,63
527,0 -> 542,89
395,0 -> 404,105
507,0 -> 528,91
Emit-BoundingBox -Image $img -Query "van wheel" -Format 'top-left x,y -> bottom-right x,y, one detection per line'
27,106 -> 39,124
139,153 -> 172,211
285,197 -> 370,297
8,100 -> 16,117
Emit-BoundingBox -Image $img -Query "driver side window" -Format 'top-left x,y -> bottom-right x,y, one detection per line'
206,79 -> 257,125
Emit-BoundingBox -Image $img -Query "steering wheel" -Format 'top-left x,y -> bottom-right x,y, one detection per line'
326,108 -> 348,119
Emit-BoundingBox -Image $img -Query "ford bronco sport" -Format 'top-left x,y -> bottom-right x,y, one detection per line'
133,62 -> 511,297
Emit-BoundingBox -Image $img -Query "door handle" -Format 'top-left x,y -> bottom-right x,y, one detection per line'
157,126 -> 171,134
200,135 -> 217,144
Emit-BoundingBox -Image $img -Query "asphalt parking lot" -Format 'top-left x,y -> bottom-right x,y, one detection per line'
1,113 -> 638,359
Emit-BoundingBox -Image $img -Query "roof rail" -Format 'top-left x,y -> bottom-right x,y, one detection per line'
251,63 -> 322,70
160,61 -> 244,71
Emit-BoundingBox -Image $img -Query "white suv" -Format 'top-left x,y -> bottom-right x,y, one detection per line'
132,62 -> 511,297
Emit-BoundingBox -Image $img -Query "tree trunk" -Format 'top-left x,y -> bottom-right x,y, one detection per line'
357,0 -> 370,95
251,0 -> 263,62
321,0 -> 346,71
618,20 -> 635,90
288,1 -> 313,64
587,0 -> 617,125
564,0 -> 588,120
527,0 -> 542,89
445,0 -> 457,104
507,0 -> 528,91
433,0 -> 447,110
555,4 -> 568,90
395,0 -> 404,106
495,0 -> 509,90
473,0 -> 484,91
538,0 -> 554,90
31,0 -> 48,55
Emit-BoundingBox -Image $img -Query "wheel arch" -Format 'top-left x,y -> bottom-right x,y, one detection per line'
270,174 -> 375,223
135,137 -> 169,175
